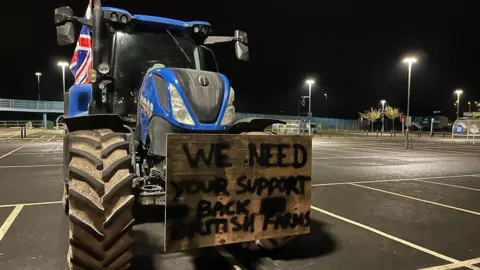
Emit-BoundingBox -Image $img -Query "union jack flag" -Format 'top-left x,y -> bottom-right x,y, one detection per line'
70,0 -> 93,85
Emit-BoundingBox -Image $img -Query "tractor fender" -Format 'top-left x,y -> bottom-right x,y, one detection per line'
146,116 -> 181,157
63,114 -> 127,133
228,117 -> 286,134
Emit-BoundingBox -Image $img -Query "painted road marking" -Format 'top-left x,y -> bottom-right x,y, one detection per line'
47,135 -> 56,142
0,205 -> 23,241
311,174 -> 480,187
0,201 -> 62,209
417,180 -> 480,192
0,147 -> 23,160
31,135 -> 46,142
309,205 -> 474,268
0,164 -> 62,169
419,257 -> 480,270
350,183 -> 480,216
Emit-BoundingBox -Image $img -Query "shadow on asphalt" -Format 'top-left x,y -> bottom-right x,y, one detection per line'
132,209 -> 336,270
222,219 -> 336,270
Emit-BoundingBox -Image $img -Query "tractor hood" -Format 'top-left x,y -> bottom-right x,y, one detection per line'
141,67 -> 233,130
169,68 -> 225,123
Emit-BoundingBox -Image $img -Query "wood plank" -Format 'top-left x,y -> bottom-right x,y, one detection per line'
164,134 -> 312,252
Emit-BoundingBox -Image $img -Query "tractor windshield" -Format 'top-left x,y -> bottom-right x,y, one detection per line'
112,24 -> 202,93
109,24 -> 218,117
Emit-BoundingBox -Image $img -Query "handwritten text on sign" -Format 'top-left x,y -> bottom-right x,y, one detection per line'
165,134 -> 311,252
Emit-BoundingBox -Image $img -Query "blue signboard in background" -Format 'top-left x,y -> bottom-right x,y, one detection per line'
456,125 -> 464,133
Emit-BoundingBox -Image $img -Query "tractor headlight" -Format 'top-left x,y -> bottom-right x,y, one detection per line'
169,84 -> 195,126
221,87 -> 235,125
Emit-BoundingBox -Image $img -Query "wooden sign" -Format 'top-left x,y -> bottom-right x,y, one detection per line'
164,134 -> 312,252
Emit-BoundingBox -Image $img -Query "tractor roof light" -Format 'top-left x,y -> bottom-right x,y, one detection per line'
192,25 -> 211,37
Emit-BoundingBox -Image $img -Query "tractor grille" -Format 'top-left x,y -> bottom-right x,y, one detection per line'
170,68 -> 224,123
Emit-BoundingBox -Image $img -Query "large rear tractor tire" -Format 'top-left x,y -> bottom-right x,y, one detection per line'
240,131 -> 295,251
66,129 -> 135,269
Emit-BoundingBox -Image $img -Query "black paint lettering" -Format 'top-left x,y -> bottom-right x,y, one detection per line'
215,143 -> 232,167
236,200 -> 251,215
231,216 -> 243,232
298,175 -> 309,195
173,178 -> 230,197
255,177 -> 269,196
236,175 -> 311,196
170,180 -> 183,200
183,144 -> 215,168
214,177 -> 230,196
212,201 -> 225,216
248,143 -> 262,167
263,212 -> 310,231
243,214 -> 255,232
225,201 -> 235,216
236,176 -> 247,195
196,200 -> 212,219
248,143 -> 274,167
183,143 -> 233,168
268,177 -> 284,196
284,176 -> 300,195
292,144 -> 307,168
277,144 -> 290,167
185,180 -> 200,194
263,215 -> 276,231
205,219 -> 228,234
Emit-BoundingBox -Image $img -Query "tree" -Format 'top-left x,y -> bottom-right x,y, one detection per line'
384,106 -> 401,131
359,109 -> 382,132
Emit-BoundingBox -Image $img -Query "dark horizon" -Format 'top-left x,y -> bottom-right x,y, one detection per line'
1,0 -> 479,121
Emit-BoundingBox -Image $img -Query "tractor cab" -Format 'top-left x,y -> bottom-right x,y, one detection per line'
54,5 -> 248,124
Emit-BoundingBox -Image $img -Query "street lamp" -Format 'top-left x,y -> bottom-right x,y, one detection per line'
305,79 -> 315,135
468,101 -> 471,113
380,99 -> 386,132
57,61 -> 69,95
35,72 -> 42,101
454,89 -> 463,119
402,57 -> 417,130
324,93 -> 328,118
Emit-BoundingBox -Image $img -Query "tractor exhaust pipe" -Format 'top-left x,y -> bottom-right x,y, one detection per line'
90,0 -> 104,113
92,0 -> 102,69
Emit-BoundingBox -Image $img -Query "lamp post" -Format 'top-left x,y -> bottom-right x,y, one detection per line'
381,99 -> 386,132
305,79 -> 315,135
468,101 -> 471,113
324,93 -> 328,118
402,57 -> 417,130
454,89 -> 463,119
35,72 -> 42,101
57,61 -> 69,95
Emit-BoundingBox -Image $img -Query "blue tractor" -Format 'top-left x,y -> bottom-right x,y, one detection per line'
55,1 -> 289,268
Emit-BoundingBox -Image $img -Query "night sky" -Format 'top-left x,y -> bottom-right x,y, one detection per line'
2,0 -> 479,120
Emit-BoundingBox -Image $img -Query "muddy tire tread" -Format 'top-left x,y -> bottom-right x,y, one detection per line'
68,129 -> 134,270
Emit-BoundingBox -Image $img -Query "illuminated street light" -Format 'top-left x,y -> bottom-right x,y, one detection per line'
305,79 -> 315,134
57,61 -> 69,95
324,93 -> 328,118
402,57 -> 417,131
380,99 -> 386,132
454,89 -> 463,119
35,72 -> 42,101
468,101 -> 471,113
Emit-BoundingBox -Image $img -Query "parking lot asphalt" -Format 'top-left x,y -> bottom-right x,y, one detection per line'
0,136 -> 479,269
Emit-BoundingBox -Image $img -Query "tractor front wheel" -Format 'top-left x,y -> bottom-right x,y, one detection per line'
66,129 -> 135,269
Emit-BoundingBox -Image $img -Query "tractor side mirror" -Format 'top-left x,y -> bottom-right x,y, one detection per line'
234,30 -> 249,61
54,6 -> 76,46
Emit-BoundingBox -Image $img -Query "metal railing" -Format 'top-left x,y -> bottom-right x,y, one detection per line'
236,113 -> 359,130
0,99 -> 63,113
0,120 -> 44,128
